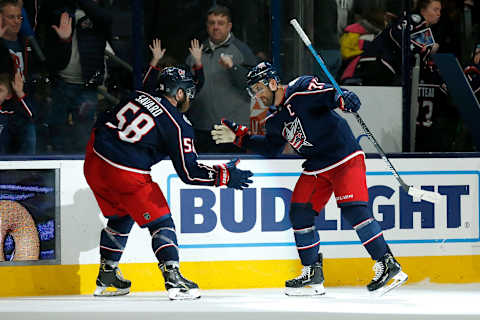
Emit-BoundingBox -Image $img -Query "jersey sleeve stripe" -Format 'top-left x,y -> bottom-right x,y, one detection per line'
137,90 -> 215,183
284,87 -> 334,105
142,66 -> 154,85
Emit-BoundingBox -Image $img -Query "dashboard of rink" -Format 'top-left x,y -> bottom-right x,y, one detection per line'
0,152 -> 479,297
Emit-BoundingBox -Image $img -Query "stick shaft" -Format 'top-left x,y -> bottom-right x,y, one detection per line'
290,19 -> 343,94
352,113 -> 410,192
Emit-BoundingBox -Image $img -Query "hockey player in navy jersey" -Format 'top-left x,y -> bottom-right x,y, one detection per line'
83,66 -> 253,300
211,61 -> 407,296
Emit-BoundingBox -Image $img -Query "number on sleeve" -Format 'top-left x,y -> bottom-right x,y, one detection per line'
183,138 -> 194,153
307,78 -> 324,91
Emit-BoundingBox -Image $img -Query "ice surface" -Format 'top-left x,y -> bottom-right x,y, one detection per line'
0,284 -> 479,320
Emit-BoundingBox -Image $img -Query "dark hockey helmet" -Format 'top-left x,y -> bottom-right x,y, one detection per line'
246,61 -> 280,97
157,66 -> 196,100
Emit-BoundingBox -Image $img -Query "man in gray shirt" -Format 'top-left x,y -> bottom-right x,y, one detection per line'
186,4 -> 258,153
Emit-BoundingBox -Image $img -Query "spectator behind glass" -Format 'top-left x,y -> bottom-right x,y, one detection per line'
457,43 -> 480,151
339,8 -> 388,84
0,0 -> 36,154
185,4 -> 258,154
0,73 -> 13,154
142,38 -> 204,96
41,0 -> 112,154
337,0 -> 355,36
346,0 -> 441,86
313,0 -> 342,82
0,71 -> 34,154
465,43 -> 480,99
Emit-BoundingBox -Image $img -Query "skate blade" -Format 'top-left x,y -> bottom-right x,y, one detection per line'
93,286 -> 130,297
167,288 -> 201,300
285,283 -> 326,296
371,271 -> 408,297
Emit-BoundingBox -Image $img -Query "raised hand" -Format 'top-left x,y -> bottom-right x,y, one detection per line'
149,38 -> 166,67
188,39 -> 203,66
11,70 -> 25,98
219,53 -> 233,69
51,12 -> 72,41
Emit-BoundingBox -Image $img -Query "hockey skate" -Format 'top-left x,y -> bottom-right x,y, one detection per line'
285,254 -> 326,296
93,260 -> 131,296
160,262 -> 201,300
367,253 -> 408,296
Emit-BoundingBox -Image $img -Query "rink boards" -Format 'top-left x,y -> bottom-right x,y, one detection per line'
1,156 -> 480,296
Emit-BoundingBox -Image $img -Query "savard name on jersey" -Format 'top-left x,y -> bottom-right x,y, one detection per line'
134,94 -> 164,117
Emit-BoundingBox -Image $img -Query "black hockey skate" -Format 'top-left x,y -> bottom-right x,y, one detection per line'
285,254 -> 325,296
160,262 -> 201,300
93,260 -> 131,296
367,253 -> 408,296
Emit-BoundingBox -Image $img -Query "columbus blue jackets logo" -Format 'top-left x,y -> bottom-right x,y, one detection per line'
282,118 -> 313,151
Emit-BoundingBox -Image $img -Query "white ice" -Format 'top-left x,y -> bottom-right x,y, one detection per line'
0,284 -> 479,320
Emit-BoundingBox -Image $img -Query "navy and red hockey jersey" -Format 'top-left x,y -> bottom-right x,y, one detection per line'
92,90 -> 217,186
243,76 -> 362,172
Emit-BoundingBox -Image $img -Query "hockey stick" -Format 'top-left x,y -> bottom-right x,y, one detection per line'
290,18 -> 442,203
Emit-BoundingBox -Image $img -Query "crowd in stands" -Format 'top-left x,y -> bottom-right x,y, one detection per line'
0,0 -> 478,156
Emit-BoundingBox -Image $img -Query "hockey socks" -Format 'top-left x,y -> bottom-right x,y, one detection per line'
148,215 -> 179,263
100,215 -> 135,262
341,205 -> 388,260
290,203 -> 320,266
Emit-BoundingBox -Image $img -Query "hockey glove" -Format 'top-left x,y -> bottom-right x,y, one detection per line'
465,65 -> 480,76
211,119 -> 249,147
214,158 -> 253,190
335,90 -> 361,113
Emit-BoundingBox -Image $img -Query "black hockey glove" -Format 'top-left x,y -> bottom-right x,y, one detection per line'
335,90 -> 361,113
214,158 -> 253,190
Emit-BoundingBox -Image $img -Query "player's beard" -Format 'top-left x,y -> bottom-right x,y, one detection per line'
178,97 -> 190,113
264,90 -> 275,107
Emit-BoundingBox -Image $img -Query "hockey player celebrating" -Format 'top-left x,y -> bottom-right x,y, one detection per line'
211,61 -> 407,296
84,66 -> 253,300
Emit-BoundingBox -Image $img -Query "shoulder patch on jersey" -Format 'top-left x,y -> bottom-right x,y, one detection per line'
411,14 -> 421,23
183,114 -> 192,126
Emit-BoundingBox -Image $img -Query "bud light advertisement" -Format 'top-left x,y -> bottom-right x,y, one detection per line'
149,158 -> 480,262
